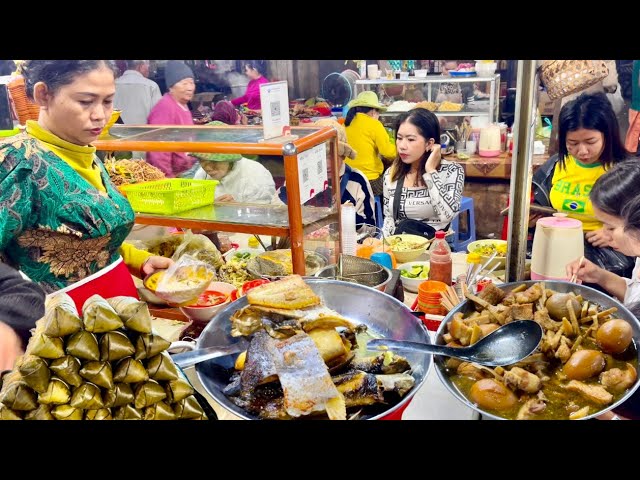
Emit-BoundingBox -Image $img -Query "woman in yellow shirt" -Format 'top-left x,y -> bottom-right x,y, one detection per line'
531,91 -> 634,279
0,60 -> 171,307
344,91 -> 397,196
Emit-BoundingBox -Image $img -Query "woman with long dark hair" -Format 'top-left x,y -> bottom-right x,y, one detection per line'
567,159 -> 640,305
230,61 -> 268,111
567,160 -> 640,421
381,108 -> 464,237
532,92 -> 634,278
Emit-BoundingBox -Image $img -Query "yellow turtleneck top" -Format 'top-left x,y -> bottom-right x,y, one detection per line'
27,120 -> 151,275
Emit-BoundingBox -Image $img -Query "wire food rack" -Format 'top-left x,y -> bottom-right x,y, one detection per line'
315,254 -> 389,288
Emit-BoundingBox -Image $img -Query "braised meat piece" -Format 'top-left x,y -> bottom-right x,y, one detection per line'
457,362 -> 485,380
511,303 -> 534,321
477,283 -> 506,307
600,364 -> 638,393
515,283 -> 543,304
503,366 -> 541,393
565,380 -> 614,405
516,397 -> 546,419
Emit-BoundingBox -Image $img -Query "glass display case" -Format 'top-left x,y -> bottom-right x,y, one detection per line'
354,74 -> 501,125
94,124 -> 342,275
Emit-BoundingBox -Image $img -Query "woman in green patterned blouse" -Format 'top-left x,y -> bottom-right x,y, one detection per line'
0,60 -> 171,298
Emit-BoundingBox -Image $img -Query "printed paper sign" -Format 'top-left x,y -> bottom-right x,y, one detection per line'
259,81 -> 291,140
297,143 -> 328,204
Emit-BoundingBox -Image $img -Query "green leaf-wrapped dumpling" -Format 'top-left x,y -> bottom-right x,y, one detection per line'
134,380 -> 167,409
100,331 -> 135,362
146,353 -> 179,381
65,331 -> 100,361
79,361 -> 114,390
49,356 -> 83,387
70,383 -> 104,410
107,296 -> 152,334
16,355 -> 51,394
82,294 -> 123,333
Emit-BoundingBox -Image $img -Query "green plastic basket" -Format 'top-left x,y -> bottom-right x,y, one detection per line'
121,179 -> 218,215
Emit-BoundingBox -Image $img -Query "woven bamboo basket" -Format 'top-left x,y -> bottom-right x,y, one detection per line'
540,60 -> 609,100
7,76 -> 40,124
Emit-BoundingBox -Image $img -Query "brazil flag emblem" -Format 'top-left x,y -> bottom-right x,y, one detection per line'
562,199 -> 585,213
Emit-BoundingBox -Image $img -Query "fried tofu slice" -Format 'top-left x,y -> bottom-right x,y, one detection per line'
247,275 -> 320,310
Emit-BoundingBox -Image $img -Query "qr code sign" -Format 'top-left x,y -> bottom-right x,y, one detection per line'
302,167 -> 309,183
270,101 -> 281,117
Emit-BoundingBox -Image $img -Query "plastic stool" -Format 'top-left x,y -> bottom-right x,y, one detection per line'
450,196 -> 476,252
374,195 -> 384,230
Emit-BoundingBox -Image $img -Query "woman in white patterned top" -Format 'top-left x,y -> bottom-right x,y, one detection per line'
382,108 -> 465,237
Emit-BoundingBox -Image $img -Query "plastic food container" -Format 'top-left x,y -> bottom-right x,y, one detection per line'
475,61 -> 497,77
121,179 -> 218,215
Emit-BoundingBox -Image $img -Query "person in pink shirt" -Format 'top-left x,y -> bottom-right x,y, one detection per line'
230,61 -> 269,111
146,60 -> 197,177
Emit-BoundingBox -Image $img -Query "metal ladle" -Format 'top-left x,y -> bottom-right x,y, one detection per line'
367,320 -> 543,367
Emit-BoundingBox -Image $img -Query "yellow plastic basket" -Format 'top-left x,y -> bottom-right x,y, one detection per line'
121,179 -> 218,215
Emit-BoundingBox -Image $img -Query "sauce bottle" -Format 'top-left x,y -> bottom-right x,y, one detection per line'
428,231 -> 452,285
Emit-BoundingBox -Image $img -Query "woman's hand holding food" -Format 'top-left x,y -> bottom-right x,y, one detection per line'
566,257 -> 604,284
586,228 -> 613,248
141,256 -> 174,277
425,144 -> 442,174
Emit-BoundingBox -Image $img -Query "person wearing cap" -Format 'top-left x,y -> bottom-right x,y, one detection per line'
275,119 -> 377,228
344,91 -> 397,196
146,60 -> 197,177
191,122 -> 276,204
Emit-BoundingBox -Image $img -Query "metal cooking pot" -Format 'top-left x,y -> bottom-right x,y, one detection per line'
434,280 -> 640,420
192,278 -> 432,420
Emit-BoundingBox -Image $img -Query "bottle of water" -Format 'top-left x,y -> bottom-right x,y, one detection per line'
341,204 -> 357,256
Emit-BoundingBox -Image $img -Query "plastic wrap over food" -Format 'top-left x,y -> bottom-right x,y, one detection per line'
171,231 -> 224,270
155,255 -> 216,306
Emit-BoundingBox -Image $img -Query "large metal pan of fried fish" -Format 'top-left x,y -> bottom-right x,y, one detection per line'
434,280 -> 640,420
192,277 -> 432,420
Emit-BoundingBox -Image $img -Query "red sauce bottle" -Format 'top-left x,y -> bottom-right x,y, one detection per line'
428,231 -> 452,285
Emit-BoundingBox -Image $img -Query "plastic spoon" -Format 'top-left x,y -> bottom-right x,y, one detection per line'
367,320 -> 543,367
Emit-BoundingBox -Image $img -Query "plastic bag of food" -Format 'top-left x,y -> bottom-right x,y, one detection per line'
135,233 -> 185,258
155,255 -> 216,306
171,231 -> 224,270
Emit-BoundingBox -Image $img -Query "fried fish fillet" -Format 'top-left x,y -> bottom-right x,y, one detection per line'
247,275 -> 320,310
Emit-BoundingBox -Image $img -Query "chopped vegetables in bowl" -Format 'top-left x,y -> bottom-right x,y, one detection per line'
384,234 -> 431,263
397,261 -> 431,293
467,239 -> 508,271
